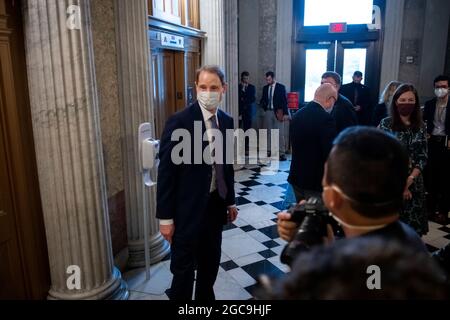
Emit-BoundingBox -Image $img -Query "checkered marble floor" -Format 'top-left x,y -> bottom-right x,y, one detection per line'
124,157 -> 450,300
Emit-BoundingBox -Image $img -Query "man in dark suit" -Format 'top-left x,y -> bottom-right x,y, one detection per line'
288,83 -> 338,201
423,75 -> 450,224
260,71 -> 289,161
321,71 -> 358,133
156,65 -> 238,301
239,71 -> 256,153
340,71 -> 372,126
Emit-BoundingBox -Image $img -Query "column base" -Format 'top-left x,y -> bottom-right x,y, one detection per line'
127,233 -> 170,268
48,267 -> 129,300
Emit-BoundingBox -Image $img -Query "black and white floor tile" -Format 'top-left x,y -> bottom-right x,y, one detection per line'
124,157 -> 450,300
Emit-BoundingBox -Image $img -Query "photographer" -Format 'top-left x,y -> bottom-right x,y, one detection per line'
278,127 -> 427,252
261,237 -> 448,299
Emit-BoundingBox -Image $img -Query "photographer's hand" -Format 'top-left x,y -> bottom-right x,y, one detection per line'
277,211 -> 298,241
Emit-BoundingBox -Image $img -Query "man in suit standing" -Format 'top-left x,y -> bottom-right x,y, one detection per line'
288,83 -> 338,201
260,71 -> 289,161
239,71 -> 256,153
321,71 -> 358,133
340,71 -> 372,126
423,75 -> 450,224
157,65 -> 238,301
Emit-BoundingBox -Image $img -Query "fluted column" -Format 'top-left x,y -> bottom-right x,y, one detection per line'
22,0 -> 128,299
199,0 -> 225,67
114,0 -> 169,268
276,0 -> 293,153
379,0 -> 404,91
275,0 -> 293,92
224,0 -> 239,125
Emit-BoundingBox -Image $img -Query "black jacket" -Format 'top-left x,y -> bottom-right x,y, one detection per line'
156,102 -> 236,237
340,82 -> 372,126
288,101 -> 337,192
331,94 -> 358,133
238,83 -> 256,115
423,98 -> 450,136
260,82 -> 289,115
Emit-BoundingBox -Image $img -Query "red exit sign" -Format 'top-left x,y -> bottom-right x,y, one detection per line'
329,22 -> 348,33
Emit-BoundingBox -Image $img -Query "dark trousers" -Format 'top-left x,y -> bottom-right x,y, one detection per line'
425,136 -> 450,215
241,106 -> 253,152
169,191 -> 225,301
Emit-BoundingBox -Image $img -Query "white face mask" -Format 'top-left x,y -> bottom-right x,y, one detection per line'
198,91 -> 222,111
435,88 -> 448,99
323,185 -> 391,231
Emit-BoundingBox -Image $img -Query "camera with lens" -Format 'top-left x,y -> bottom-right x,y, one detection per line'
280,197 -> 343,267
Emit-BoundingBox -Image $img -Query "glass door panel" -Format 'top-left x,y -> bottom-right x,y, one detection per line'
342,48 -> 367,85
304,49 -> 329,102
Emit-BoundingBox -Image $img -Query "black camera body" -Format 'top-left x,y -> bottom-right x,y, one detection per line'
280,197 -> 342,267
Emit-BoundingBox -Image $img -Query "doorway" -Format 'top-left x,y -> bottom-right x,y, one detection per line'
151,46 -> 201,138
301,40 -> 374,102
0,0 -> 50,299
292,0 -> 385,104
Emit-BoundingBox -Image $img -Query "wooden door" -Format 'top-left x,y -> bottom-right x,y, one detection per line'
0,0 -> 50,299
151,49 -> 186,138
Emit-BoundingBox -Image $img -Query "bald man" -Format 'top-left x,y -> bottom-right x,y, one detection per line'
288,84 -> 338,201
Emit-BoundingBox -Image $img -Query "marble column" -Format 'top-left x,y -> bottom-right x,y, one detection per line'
22,0 -> 128,299
276,0 -> 293,153
224,0 -> 239,125
199,0 -> 225,68
114,0 -> 169,268
379,0 -> 405,91
275,0 -> 293,92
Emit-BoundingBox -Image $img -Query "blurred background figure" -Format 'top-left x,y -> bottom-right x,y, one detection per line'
259,71 -> 290,161
340,71 -> 373,126
373,81 -> 402,127
321,71 -> 358,134
239,71 -> 256,154
423,75 -> 450,224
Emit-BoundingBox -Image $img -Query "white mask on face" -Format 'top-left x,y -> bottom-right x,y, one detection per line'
198,91 -> 222,111
435,88 -> 448,99
323,185 -> 390,231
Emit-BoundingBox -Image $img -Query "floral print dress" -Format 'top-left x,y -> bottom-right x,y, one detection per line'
379,117 -> 429,236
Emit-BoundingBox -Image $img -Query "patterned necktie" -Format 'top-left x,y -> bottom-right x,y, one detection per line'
209,115 -> 228,200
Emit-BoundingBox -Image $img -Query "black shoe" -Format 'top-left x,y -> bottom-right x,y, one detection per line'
279,155 -> 287,161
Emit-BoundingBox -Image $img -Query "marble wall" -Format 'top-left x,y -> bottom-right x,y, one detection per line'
239,0 -> 278,102
91,0 -> 127,258
397,0 -> 450,101
398,0 -> 425,88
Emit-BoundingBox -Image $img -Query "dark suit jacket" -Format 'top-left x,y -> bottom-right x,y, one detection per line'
156,102 -> 236,238
340,82 -> 372,126
238,83 -> 256,115
373,102 -> 388,127
423,98 -> 450,136
288,101 -> 337,192
260,82 -> 289,115
331,94 -> 358,133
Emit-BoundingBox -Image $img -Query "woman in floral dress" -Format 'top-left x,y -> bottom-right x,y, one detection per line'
379,84 -> 428,235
